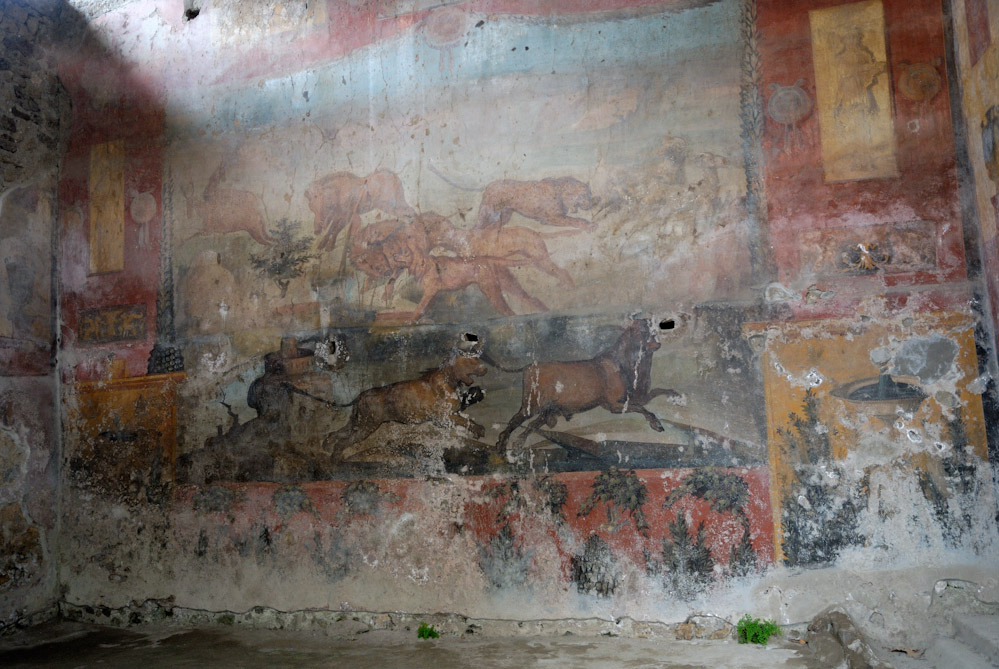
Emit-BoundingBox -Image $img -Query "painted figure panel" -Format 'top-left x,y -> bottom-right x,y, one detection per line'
809,1 -> 898,182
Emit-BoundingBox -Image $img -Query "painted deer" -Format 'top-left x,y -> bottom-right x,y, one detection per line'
181,160 -> 274,246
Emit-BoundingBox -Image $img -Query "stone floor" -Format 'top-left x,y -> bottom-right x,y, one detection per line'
0,621 -> 842,668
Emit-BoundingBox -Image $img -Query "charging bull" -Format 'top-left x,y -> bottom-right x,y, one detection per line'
495,317 -> 679,450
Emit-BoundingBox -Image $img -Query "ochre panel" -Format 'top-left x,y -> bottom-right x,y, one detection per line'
68,360 -> 185,491
88,140 -> 126,274
809,0 -> 898,182
758,312 -> 988,564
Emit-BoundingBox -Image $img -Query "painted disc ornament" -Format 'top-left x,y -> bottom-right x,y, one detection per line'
129,191 -> 157,225
767,80 -> 811,152
897,62 -> 941,103
420,7 -> 470,49
767,80 -> 812,127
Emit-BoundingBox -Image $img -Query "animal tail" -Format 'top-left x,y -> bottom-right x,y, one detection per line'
281,382 -> 357,408
478,350 -> 532,374
540,230 -> 583,239
427,163 -> 481,192
466,253 -> 537,268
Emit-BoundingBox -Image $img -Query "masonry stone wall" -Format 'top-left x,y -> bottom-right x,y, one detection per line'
0,0 -> 73,631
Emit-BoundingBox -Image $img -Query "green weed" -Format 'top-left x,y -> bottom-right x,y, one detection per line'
417,622 -> 439,639
737,615 -> 781,645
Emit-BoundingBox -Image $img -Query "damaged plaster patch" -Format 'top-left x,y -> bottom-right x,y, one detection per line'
0,427 -> 27,490
0,504 -> 43,591
193,486 -> 245,514
891,336 -> 959,383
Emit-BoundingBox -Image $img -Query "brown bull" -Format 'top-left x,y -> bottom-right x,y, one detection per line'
495,318 -> 678,450
324,351 -> 487,463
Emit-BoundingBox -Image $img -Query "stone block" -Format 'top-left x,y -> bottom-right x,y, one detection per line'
38,133 -> 56,150
2,36 -> 32,58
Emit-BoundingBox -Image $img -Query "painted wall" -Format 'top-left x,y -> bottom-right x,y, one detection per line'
952,0 -> 999,339
48,0 -> 999,629
0,0 -> 71,629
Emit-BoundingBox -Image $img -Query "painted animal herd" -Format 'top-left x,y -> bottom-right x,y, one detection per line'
180,159 -> 596,322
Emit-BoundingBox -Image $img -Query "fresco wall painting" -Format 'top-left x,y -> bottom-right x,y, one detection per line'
44,0 -> 999,620
759,0 -> 966,297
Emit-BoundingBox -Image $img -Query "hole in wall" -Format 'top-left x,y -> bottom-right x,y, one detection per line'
659,319 -> 675,331
462,332 -> 479,342
184,0 -> 201,21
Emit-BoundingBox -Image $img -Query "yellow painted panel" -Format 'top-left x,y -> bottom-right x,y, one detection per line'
810,0 -> 898,182
88,140 -> 125,274
757,312 -> 988,562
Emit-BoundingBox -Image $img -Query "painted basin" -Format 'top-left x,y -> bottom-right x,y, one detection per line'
831,374 -> 927,421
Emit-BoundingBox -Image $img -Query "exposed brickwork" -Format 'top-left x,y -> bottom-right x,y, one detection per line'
0,0 -> 71,190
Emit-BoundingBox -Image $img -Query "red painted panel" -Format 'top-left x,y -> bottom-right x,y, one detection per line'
57,85 -> 165,380
464,469 -> 774,572
757,0 -> 964,293
172,468 -> 774,593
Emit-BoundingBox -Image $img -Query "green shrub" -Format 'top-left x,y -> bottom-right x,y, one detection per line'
417,622 -> 440,639
737,615 -> 781,645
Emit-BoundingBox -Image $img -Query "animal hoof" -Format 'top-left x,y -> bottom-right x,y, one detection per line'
651,421 -> 665,432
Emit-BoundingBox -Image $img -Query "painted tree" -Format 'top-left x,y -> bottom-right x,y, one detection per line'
646,514 -> 714,600
665,469 -> 756,575
578,468 -> 649,536
249,219 -> 317,298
